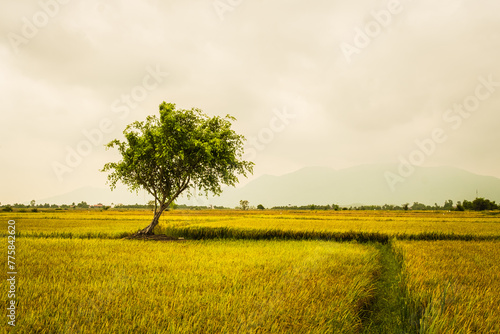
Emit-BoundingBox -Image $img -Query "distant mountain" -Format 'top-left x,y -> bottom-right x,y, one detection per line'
40,165 -> 500,208
201,165 -> 500,208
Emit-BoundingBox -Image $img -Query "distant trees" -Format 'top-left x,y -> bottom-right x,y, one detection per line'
408,198 -> 497,211
272,204 -> 339,210
356,205 -> 381,210
455,201 -> 465,211
271,198 -> 498,211
239,200 -> 249,210
463,198 -> 498,211
443,200 -> 454,210
115,203 -> 150,209
2,205 -> 13,212
473,199 -> 493,211
411,202 -> 427,210
0,197 -> 497,213
76,201 -> 89,209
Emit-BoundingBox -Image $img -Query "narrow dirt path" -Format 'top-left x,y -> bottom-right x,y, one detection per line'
362,243 -> 407,333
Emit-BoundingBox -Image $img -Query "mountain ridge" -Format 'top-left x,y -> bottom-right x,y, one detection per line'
37,164 -> 500,208
204,164 -> 500,207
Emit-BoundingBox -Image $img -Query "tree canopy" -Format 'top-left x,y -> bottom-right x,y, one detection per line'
102,102 -> 253,234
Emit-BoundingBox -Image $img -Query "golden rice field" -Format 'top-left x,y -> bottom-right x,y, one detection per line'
2,209 -> 500,333
394,240 -> 500,333
163,210 -> 500,240
2,209 -> 500,239
2,238 -> 378,333
0,210 -> 155,238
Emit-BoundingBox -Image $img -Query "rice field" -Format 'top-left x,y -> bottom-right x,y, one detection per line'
394,240 -> 500,333
3,238 -> 379,333
2,209 -> 499,240
0,211 -> 155,238
164,210 -> 500,239
2,209 -> 500,333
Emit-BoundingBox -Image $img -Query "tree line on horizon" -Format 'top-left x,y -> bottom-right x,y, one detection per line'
1,197 -> 498,212
1,197 -> 499,213
271,198 -> 498,211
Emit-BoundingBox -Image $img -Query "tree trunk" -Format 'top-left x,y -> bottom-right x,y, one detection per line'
138,209 -> 164,235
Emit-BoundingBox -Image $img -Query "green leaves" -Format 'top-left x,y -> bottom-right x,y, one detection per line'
101,102 -> 254,207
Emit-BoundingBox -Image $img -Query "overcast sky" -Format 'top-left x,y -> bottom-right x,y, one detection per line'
1,0 -> 500,204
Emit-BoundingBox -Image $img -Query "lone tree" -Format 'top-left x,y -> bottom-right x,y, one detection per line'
102,102 -> 254,235
239,200 -> 249,210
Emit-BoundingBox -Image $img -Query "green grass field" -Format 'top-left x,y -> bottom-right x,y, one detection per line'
2,209 -> 500,333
